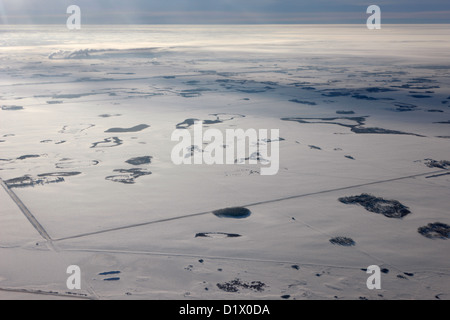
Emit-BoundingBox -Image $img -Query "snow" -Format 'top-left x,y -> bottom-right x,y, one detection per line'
0,24 -> 449,300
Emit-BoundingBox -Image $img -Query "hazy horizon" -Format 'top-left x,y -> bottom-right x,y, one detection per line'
1,0 -> 450,24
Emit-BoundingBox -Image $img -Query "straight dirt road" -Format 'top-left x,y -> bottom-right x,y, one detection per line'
0,178 -> 52,241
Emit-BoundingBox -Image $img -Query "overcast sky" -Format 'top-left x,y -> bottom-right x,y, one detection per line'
1,0 -> 449,24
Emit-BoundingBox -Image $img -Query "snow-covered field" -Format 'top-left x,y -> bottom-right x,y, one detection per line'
0,24 -> 449,300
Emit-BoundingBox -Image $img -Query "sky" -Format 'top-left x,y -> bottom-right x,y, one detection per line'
1,0 -> 449,24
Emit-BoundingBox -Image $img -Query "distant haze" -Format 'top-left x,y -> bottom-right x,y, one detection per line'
1,0 -> 450,24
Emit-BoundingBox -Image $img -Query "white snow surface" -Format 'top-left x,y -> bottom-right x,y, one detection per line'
0,25 -> 449,300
